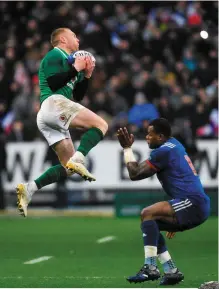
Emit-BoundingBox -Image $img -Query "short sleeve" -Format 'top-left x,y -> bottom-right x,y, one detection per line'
146,148 -> 168,171
43,52 -> 66,78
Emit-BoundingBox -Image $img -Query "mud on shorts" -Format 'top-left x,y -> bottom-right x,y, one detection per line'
157,197 -> 210,232
37,95 -> 85,146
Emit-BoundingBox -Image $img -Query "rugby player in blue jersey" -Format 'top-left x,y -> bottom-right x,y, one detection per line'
117,118 -> 210,286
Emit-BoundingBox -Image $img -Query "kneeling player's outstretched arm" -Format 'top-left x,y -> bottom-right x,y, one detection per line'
126,159 -> 157,181
117,127 -> 157,181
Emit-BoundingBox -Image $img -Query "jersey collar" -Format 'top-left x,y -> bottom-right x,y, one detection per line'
54,47 -> 69,58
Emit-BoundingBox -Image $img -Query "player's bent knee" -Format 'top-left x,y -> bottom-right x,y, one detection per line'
59,156 -> 73,168
96,118 -> 108,135
141,207 -> 153,221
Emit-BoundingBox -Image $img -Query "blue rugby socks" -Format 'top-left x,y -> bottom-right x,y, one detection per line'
141,220 -> 178,272
141,220 -> 159,267
157,233 -> 177,273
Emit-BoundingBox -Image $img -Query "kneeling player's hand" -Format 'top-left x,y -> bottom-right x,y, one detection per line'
166,232 -> 176,239
85,56 -> 95,79
73,56 -> 87,72
117,127 -> 135,148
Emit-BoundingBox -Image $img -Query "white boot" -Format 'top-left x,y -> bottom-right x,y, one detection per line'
16,182 -> 37,217
66,152 -> 96,182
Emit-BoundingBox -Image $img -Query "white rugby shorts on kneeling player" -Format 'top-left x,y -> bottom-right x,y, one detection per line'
37,94 -> 85,146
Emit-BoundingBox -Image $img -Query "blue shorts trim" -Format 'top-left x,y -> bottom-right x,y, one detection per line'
170,198 -> 193,213
168,197 -> 210,231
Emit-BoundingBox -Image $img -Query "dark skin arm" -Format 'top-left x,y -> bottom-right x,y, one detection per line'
117,127 -> 157,181
127,161 -> 157,181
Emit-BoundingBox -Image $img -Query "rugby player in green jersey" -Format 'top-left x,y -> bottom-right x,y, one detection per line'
16,28 -> 108,217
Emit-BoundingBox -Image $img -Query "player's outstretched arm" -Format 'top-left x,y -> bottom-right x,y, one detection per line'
126,159 -> 157,181
117,128 -> 157,181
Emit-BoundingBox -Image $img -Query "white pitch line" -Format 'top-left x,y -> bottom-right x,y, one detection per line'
96,236 -> 116,244
24,256 -> 53,264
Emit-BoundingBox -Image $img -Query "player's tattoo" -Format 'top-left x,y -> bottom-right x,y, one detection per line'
127,161 -> 157,181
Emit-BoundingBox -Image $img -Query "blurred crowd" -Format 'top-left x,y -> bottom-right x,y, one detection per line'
0,1 -> 218,152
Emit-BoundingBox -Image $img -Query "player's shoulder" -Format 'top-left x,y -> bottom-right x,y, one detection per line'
160,138 -> 182,151
153,138 -> 182,155
43,48 -> 61,59
40,49 -> 63,68
151,146 -> 169,158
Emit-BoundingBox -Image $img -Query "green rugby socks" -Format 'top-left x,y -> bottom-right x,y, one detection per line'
34,164 -> 67,189
77,127 -> 104,156
34,128 -> 104,189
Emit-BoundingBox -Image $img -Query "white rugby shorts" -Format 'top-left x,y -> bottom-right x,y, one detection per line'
37,94 -> 84,146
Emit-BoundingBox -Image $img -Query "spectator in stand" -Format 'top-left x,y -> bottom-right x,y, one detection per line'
0,1 -> 216,144
128,92 -> 159,128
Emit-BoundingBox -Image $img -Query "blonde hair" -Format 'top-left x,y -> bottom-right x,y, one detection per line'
50,27 -> 69,47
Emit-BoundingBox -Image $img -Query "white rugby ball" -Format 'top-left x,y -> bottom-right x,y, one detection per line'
73,50 -> 96,62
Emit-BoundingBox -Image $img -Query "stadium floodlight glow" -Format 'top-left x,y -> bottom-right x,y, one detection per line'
200,30 -> 208,39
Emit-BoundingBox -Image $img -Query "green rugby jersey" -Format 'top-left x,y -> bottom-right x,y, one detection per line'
38,47 -> 83,104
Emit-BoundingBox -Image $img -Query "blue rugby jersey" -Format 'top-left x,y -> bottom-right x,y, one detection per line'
147,138 -> 210,203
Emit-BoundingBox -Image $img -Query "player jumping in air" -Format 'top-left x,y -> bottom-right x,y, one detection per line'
16,28 -> 108,217
117,118 -> 210,286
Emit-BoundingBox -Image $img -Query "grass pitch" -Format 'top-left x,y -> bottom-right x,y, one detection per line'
0,216 -> 217,288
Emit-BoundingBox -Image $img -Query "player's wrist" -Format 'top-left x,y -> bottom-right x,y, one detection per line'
123,147 -> 136,164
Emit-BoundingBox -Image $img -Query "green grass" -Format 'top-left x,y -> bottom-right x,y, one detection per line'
0,216 -> 217,288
